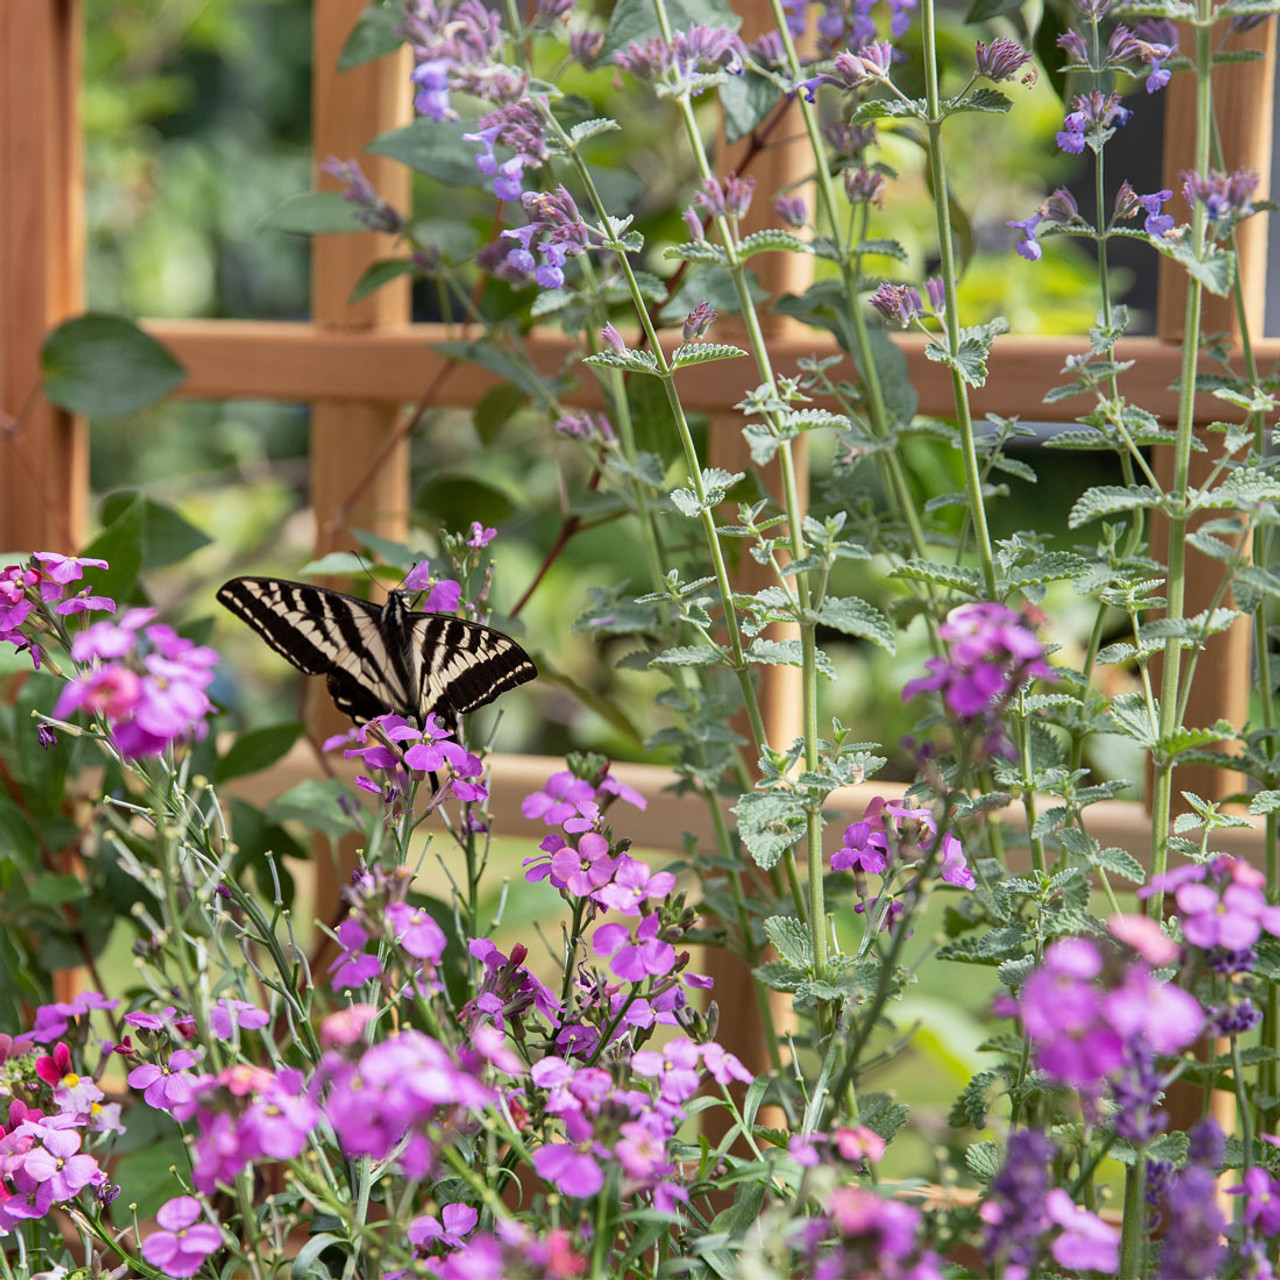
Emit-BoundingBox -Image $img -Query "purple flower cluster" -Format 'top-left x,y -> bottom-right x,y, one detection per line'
811,0 -> 917,57
321,157 -> 404,233
464,100 -> 548,202
787,1185 -> 943,1280
1055,88 -> 1132,155
0,552 -> 112,667
1014,923 -> 1204,1136
981,1130 -> 1119,1277
614,23 -> 747,93
799,38 -> 896,99
0,1020 -> 124,1234
903,601 -> 1053,741
329,711 -> 486,807
503,186 -> 592,287
1181,166 -> 1259,226
404,0 -> 512,121
833,796 -> 976,904
1007,188 -> 1080,262
48,603 -> 218,759
398,1218 -> 585,1279
328,865 -> 450,994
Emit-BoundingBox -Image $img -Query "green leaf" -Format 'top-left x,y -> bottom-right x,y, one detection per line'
852,97 -> 926,121
78,494 -> 146,604
662,241 -> 729,265
217,723 -> 306,784
734,791 -> 805,870
268,779 -> 360,840
965,0 -> 1025,19
816,596 -> 896,652
651,644 -> 728,667
583,348 -> 661,376
753,959 -> 807,992
1250,791 -> 1280,815
1155,238 -> 1235,296
738,229 -> 811,259
291,1233 -> 343,1280
856,237 -> 910,261
431,338 -> 549,399
366,119 -> 486,187
964,1140 -> 1004,1182
338,3 -> 405,69
298,551 -> 369,576
720,70 -> 780,143
671,342 -> 748,369
1068,484 -> 1164,528
569,117 -> 621,146
949,1070 -> 1002,1129
98,492 -> 211,570
764,914 -> 813,969
42,314 -> 186,416
949,87 -> 1013,114
29,874 -> 87,907
349,258 -> 417,304
259,191 -> 366,234
1088,845 -> 1146,884
888,559 -> 983,592
473,383 -> 528,445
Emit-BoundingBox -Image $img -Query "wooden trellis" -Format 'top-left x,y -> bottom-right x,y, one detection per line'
1,0 -> 1277,1068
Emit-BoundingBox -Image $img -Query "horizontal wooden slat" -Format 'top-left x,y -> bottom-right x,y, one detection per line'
144,318 -> 1262,424
226,747 -> 1267,872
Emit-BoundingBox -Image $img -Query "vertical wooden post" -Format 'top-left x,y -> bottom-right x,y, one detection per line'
701,0 -> 815,1083
310,0 -> 414,921
1149,22 -> 1275,808
0,0 -> 87,553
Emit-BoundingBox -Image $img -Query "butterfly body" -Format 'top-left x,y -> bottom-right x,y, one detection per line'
216,576 -> 536,727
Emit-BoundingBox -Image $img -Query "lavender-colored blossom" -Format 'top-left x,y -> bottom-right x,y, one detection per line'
555,410 -> 615,443
1231,1165 -> 1280,1235
1114,181 -> 1175,237
924,275 -> 945,314
386,902 -> 448,961
467,521 -> 496,548
844,165 -> 885,208
328,918 -> 384,990
592,854 -> 676,914
321,157 -> 403,233
975,36 -> 1031,82
1176,874 -> 1280,950
1182,166 -> 1259,224
981,1129 -> 1052,1275
22,1128 -> 102,1203
1056,89 -> 1131,154
869,282 -> 922,327
696,173 -> 755,220
614,23 -> 747,91
775,194 -> 808,227
570,28 -> 605,67
682,300 -> 717,343
140,1196 -> 223,1278
411,57 -> 452,120
1158,1166 -> 1226,1279
409,1202 -> 479,1252
1007,211 -> 1044,261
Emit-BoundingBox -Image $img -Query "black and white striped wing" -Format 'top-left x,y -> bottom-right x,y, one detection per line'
407,613 -> 539,724
216,577 -> 416,723
216,576 -> 537,727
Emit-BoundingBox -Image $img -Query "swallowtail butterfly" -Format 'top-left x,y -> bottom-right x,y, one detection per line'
216,577 -> 536,728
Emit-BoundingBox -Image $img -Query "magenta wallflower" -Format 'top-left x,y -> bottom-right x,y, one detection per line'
832,821 -> 888,874
409,1202 -> 479,1251
22,1127 -> 102,1204
593,913 -> 676,982
1176,877 -> 1280,951
328,918 -> 384,990
1045,1189 -> 1119,1273
523,770 -> 597,824
592,855 -> 676,914
904,601 -> 1053,728
209,999 -> 270,1040
128,1048 -> 202,1112
533,1139 -> 605,1197
1230,1166 -> 1280,1235
140,1196 -> 223,1277
386,902 -> 448,962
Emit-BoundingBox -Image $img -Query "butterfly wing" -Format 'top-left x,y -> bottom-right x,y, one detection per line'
216,577 -> 417,722
406,612 -> 538,725
217,577 -> 537,728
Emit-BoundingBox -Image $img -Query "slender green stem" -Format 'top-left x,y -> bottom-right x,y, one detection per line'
1118,1157 -> 1147,1280
1148,11 -> 1212,921
919,0 -> 996,598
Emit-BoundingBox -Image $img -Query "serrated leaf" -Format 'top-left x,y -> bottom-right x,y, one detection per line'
949,1070 -> 1002,1129
816,596 -> 895,652
888,560 -> 984,592
662,241 -> 730,265
738,229 -> 811,258
651,644 -> 728,667
965,1140 -> 1004,1182
764,915 -> 813,969
583,348 -> 660,375
950,86 -> 1013,113
569,117 -> 621,145
734,790 -> 807,870
856,237 -> 909,261
753,959 -> 806,992
1155,237 -> 1235,296
671,342 -> 748,369
1088,845 -> 1146,884
1068,484 -> 1164,529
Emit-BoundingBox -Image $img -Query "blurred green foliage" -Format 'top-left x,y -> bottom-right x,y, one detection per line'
83,0 -> 1150,773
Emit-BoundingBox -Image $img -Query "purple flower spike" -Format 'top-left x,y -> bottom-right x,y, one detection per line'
975,36 -> 1032,83
869,282 -> 923,327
